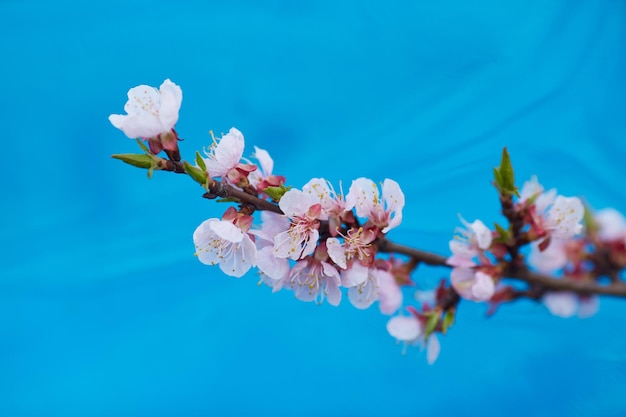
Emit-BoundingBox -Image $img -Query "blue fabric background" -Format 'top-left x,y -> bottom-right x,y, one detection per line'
1,1 -> 625,416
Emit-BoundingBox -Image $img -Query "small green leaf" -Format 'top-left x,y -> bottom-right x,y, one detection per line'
499,148 -> 514,190
441,310 -> 455,334
264,184 -> 292,202
112,153 -> 154,169
494,222 -> 509,240
493,148 -> 519,197
183,161 -> 207,186
423,312 -> 440,340
195,151 -> 207,172
135,138 -> 150,153
492,167 -> 503,192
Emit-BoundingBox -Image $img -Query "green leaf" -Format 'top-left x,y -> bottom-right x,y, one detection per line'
493,147 -> 519,197
183,161 -> 207,186
264,184 -> 292,202
492,167 -> 504,193
441,310 -> 455,334
494,222 -> 509,240
135,138 -> 150,153
112,153 -> 153,169
423,312 -> 440,340
195,151 -> 207,172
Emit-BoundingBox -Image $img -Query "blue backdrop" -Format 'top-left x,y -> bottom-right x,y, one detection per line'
1,1 -> 625,416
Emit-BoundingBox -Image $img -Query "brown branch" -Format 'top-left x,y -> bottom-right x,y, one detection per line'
377,239 -> 626,298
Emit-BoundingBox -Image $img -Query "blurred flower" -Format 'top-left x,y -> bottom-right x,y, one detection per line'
447,217 -> 492,268
595,208 -> 626,242
386,315 -> 440,364
451,268 -> 495,302
543,292 -> 599,318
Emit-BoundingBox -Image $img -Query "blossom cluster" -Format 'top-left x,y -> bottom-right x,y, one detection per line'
194,126 -> 406,312
109,79 -> 626,365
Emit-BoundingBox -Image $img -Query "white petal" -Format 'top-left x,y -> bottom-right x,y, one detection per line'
347,274 -> 378,309
158,79 -> 182,129
326,238 -> 347,269
470,220 -> 492,250
386,316 -> 421,342
595,208 -> 626,241
426,334 -> 441,365
519,176 -> 543,203
256,246 -> 290,280
381,179 -> 405,233
253,146 -> 274,175
210,220 -> 244,243
205,128 -> 245,177
450,268 -> 478,301
218,233 -> 257,278
471,272 -> 495,301
279,188 -> 315,217
578,296 -> 599,318
548,196 -> 584,239
346,177 -> 378,218
529,239 -> 567,273
543,292 -> 577,318
376,270 -> 403,315
340,262 -> 369,287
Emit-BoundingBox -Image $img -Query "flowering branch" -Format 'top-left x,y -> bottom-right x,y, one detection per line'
109,79 -> 626,363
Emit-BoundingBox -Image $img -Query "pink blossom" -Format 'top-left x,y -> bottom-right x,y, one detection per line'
451,268 -> 495,302
346,178 -> 404,233
595,208 -> 626,242
302,178 -> 351,232
447,217 -> 492,268
529,239 -> 568,273
545,196 -> 584,239
202,128 -> 257,186
543,292 -> 599,318
193,218 -> 257,277
377,269 -> 403,315
326,227 -> 377,269
273,189 -> 321,260
248,146 -> 286,193
542,292 -> 578,318
520,177 -> 584,240
346,267 -> 395,310
285,258 -> 342,306
386,315 -> 441,364
109,79 -> 182,140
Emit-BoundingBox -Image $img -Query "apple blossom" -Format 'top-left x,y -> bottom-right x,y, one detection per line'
346,178 -> 405,233
595,208 -> 626,242
109,79 -> 182,140
193,218 -> 257,278
447,217 -> 492,268
450,268 -> 495,302
386,315 -> 441,364
545,196 -> 584,239
247,146 -> 286,193
202,128 -> 257,186
543,292 -> 599,318
284,258 -> 342,306
273,189 -> 321,260
528,239 -> 568,274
